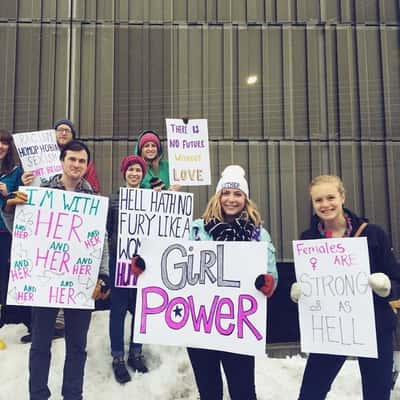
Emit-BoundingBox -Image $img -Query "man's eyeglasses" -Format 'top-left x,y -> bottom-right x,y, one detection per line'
56,127 -> 72,133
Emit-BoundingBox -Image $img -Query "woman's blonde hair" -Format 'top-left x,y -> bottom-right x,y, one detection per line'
309,175 -> 345,197
202,191 -> 262,225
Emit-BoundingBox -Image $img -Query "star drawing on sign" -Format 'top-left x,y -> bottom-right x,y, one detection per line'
173,305 -> 183,318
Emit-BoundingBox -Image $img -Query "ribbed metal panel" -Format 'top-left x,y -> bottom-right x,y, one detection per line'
1,23 -> 399,140
0,6 -> 399,260
387,143 -> 400,250
0,24 -> 16,130
1,1 -> 399,24
14,24 -> 41,132
361,142 -> 390,229
381,26 -> 400,140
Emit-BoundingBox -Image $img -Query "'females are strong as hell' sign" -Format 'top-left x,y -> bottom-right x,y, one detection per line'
292,237 -> 377,358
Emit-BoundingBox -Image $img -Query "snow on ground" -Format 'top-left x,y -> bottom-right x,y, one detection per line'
1,311 -> 399,399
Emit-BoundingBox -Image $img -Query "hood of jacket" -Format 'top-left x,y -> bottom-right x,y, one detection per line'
134,129 -> 164,159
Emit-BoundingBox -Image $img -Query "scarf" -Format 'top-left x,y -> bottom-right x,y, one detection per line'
204,217 -> 257,241
317,213 -> 353,238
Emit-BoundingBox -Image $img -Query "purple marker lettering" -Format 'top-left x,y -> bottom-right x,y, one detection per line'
140,286 -> 168,333
53,212 -> 69,239
215,298 -> 235,336
34,210 -> 54,237
165,297 -> 189,330
237,294 -> 262,340
68,214 -> 83,242
188,295 -> 219,333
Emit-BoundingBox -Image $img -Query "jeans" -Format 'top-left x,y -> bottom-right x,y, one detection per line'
187,347 -> 257,400
109,286 -> 142,358
298,329 -> 393,400
29,307 -> 92,400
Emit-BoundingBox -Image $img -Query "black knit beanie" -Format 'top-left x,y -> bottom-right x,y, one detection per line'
54,119 -> 76,139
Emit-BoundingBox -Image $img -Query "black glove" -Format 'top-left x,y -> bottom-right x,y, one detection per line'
131,255 -> 146,277
254,274 -> 275,297
149,176 -> 165,190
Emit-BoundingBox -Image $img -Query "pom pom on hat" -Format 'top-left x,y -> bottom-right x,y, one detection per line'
120,155 -> 147,178
215,165 -> 249,197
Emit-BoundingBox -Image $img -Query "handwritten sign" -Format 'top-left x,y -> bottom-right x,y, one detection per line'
115,188 -> 193,288
166,118 -> 211,186
13,130 -> 62,186
7,187 -> 109,309
292,237 -> 377,358
133,239 -> 267,356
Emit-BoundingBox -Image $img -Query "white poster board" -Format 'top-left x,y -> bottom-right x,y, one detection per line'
115,188 -> 193,288
13,130 -> 62,186
7,187 -> 109,309
166,118 -> 211,186
134,239 -> 268,356
292,237 -> 377,358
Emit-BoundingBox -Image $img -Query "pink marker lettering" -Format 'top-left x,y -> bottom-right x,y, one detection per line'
165,297 -> 189,330
140,286 -> 168,333
237,294 -> 262,340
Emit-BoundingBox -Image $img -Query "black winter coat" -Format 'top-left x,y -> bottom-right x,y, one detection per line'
301,208 -> 400,333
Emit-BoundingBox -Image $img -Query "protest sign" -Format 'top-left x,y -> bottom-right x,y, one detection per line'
166,118 -> 211,186
13,130 -> 62,186
115,188 -> 193,288
292,237 -> 377,358
7,187 -> 109,309
133,238 -> 268,356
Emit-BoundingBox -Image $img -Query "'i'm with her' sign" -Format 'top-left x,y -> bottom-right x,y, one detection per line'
134,238 -> 268,356
292,237 -> 377,358
7,187 -> 109,309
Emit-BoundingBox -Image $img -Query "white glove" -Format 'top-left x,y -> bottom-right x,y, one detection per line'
290,282 -> 302,303
368,272 -> 391,298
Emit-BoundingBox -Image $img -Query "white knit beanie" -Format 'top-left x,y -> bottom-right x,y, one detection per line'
215,165 -> 249,197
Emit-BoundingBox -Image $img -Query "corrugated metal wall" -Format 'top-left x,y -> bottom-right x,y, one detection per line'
0,0 -> 399,261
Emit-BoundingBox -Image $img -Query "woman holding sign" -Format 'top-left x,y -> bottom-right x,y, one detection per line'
0,130 -> 31,347
292,175 -> 400,400
134,129 -> 180,191
107,155 -> 149,384
188,165 -> 278,400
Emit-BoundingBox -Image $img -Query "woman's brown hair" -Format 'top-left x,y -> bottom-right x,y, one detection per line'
0,130 -> 20,175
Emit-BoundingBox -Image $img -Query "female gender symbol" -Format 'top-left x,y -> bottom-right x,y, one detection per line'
309,257 -> 318,271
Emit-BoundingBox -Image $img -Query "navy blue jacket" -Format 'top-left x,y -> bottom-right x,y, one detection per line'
301,208 -> 400,332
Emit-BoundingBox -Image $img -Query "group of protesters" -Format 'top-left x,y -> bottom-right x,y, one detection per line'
0,119 -> 400,400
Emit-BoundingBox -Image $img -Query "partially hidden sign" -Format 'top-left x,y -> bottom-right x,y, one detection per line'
115,188 -> 193,288
134,238 -> 268,356
7,187 -> 109,309
292,237 -> 377,358
13,130 -> 62,186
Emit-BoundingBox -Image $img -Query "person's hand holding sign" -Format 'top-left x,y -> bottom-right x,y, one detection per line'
130,255 -> 146,277
255,274 -> 276,297
21,171 -> 35,186
3,191 -> 28,212
368,272 -> 391,298
0,182 -> 8,197
92,274 -> 111,300
290,282 -> 302,303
